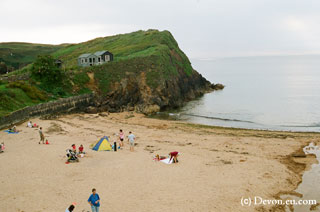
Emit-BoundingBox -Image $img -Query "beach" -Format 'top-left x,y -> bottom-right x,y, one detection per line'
0,112 -> 319,212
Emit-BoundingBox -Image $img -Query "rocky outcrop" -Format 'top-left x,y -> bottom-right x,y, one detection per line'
93,68 -> 212,114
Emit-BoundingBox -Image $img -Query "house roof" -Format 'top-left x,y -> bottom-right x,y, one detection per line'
94,50 -> 110,56
78,53 -> 92,58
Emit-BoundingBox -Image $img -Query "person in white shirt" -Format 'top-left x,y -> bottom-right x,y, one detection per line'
127,131 -> 136,152
27,121 -> 32,128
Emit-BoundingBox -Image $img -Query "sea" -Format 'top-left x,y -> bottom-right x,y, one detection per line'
175,55 -> 320,132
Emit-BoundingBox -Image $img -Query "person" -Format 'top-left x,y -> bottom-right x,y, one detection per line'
9,125 -> 17,133
65,204 -> 75,212
79,144 -> 84,154
88,188 -> 100,212
72,144 -> 76,152
119,129 -> 124,147
27,121 -> 32,128
127,131 -> 136,152
154,154 -> 166,161
169,151 -> 179,163
0,142 -> 5,153
39,127 -> 45,144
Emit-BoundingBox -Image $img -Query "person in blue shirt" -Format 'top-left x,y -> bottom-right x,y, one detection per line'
88,188 -> 100,212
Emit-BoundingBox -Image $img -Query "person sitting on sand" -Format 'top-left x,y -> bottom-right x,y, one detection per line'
119,129 -> 124,147
0,142 -> 5,153
79,144 -> 85,154
72,144 -> 76,153
9,125 -> 17,133
169,151 -> 179,163
27,121 -> 32,128
65,204 -> 75,212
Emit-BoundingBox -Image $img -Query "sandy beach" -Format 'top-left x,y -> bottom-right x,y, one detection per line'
1,112 -> 320,212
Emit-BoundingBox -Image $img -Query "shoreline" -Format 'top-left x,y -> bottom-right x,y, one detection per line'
149,112 -> 320,134
1,112 -> 319,211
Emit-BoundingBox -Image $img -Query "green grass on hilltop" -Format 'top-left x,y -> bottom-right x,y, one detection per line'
0,42 -> 65,69
53,29 -> 193,75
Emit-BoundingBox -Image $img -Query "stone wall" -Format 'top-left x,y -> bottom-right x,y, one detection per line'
0,93 -> 94,130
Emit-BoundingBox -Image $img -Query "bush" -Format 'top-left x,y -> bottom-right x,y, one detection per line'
0,62 -> 8,74
6,81 -> 47,101
30,55 -> 63,84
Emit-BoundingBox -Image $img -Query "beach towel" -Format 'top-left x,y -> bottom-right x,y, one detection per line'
4,130 -> 19,134
160,158 -> 173,164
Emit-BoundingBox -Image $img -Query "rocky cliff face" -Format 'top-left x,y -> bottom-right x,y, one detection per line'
92,67 -> 212,114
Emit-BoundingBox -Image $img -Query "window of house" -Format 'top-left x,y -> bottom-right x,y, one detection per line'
89,58 -> 92,63
93,58 -> 95,63
85,59 -> 87,63
105,55 -> 110,61
81,59 -> 84,64
98,57 -> 101,62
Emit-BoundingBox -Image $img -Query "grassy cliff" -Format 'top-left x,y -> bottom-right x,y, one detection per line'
0,30 -> 211,117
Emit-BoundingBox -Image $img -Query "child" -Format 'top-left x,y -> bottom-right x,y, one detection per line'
119,129 -> 124,147
72,144 -> 76,152
79,144 -> 84,154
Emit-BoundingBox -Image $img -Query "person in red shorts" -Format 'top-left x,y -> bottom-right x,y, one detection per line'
169,151 -> 179,163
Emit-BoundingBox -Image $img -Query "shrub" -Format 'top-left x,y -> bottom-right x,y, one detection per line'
6,81 -> 47,101
30,55 -> 63,84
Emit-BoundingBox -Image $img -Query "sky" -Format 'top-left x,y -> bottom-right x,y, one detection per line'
1,0 -> 320,59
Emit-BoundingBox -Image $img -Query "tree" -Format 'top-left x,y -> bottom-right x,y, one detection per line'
0,62 -> 8,74
30,55 -> 63,84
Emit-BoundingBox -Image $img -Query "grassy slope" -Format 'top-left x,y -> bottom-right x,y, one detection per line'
54,30 -> 191,70
0,30 -> 194,116
0,42 -> 66,69
55,29 -> 193,92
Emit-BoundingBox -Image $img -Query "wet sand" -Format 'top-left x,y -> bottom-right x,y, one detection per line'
0,112 -> 319,212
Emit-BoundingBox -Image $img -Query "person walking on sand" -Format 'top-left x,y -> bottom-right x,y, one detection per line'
128,131 -> 136,152
119,129 -> 124,147
88,188 -> 100,212
39,127 -> 45,144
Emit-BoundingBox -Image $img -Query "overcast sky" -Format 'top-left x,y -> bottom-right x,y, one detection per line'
1,0 -> 320,59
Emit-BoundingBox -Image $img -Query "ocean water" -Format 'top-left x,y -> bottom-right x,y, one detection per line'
178,55 -> 320,132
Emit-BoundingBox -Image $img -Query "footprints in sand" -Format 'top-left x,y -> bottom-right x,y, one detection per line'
144,145 -> 161,153
45,122 -> 68,134
208,148 -> 249,156
177,142 -> 192,146
206,160 -> 233,166
83,128 -> 104,134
